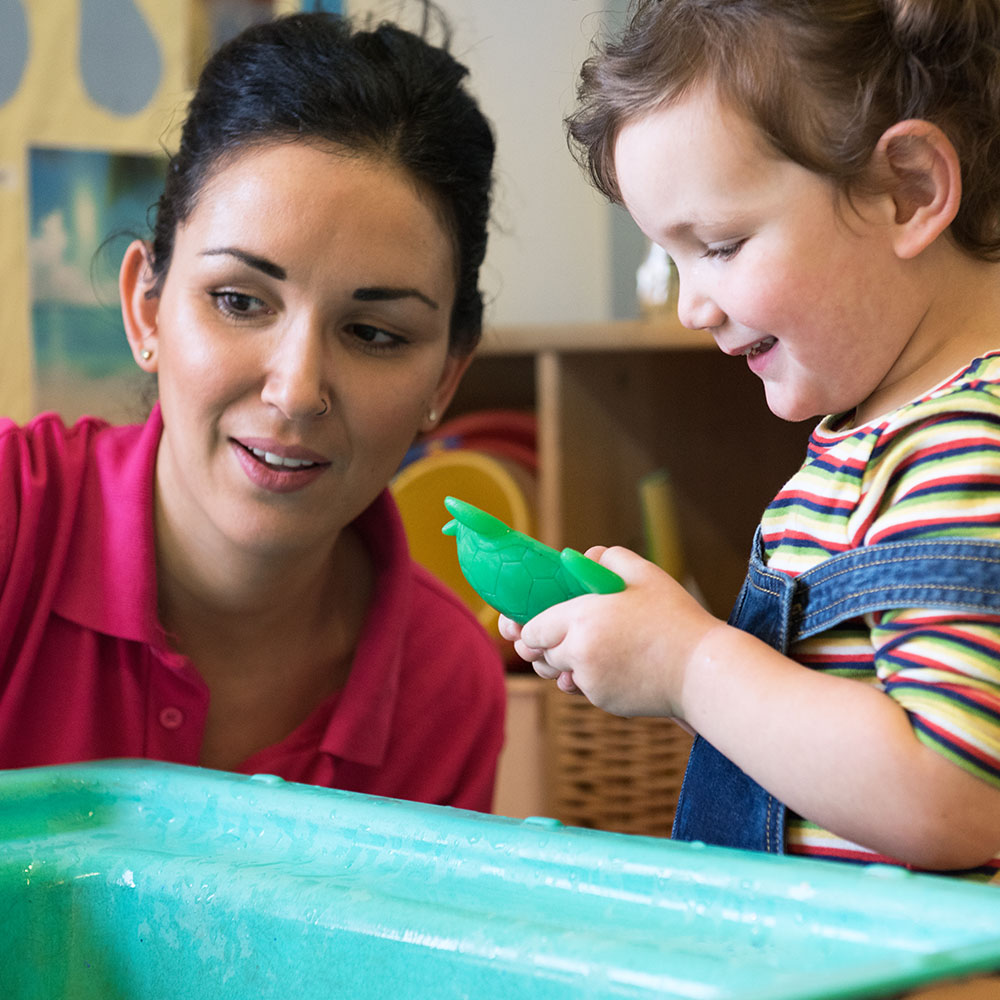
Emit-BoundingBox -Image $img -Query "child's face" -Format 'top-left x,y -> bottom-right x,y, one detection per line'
615,85 -> 931,423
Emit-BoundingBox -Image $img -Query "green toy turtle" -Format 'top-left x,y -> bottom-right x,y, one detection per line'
441,496 -> 625,625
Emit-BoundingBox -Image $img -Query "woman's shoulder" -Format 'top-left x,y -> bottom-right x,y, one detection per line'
0,412 -> 104,499
1,411 -> 118,459
0,410 -> 156,561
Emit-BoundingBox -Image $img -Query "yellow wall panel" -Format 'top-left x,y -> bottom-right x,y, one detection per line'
0,0 -> 191,421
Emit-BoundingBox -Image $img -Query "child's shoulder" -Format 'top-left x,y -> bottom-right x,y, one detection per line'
807,354 -> 1000,470
881,352 -> 1000,437
924,352 -> 1000,406
863,353 -> 1000,466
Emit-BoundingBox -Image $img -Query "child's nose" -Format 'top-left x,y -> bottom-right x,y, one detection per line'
676,277 -> 726,333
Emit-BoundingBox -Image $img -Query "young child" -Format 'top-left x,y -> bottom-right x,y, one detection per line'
500,0 -> 1000,878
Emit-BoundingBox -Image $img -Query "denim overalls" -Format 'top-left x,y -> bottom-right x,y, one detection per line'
671,527 -> 1000,852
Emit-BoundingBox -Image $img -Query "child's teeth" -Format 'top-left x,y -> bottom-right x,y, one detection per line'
744,336 -> 776,357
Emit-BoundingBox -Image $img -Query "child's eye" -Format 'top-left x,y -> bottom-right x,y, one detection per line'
209,290 -> 270,319
348,323 -> 407,353
702,239 -> 746,261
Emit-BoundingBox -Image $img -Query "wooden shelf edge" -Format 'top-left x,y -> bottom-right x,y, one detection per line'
480,318 -> 713,355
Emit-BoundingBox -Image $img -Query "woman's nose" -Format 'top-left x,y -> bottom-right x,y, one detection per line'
676,274 -> 726,332
260,322 -> 329,420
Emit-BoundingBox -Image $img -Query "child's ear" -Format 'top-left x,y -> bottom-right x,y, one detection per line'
874,119 -> 961,260
119,239 -> 161,371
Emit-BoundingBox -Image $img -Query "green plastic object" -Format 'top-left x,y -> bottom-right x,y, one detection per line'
441,495 -> 625,624
4,760 -> 1000,999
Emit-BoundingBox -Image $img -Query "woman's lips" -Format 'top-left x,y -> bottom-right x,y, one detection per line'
231,438 -> 329,493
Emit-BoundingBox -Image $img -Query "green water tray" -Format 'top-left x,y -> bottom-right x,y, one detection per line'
2,760 -> 999,998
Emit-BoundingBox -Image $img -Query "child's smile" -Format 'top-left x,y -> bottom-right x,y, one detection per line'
614,84 -> 943,424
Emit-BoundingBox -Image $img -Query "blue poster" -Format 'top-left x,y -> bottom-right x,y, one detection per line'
30,147 -> 166,381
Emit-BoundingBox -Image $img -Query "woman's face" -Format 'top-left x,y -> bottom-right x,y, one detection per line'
125,142 -> 466,559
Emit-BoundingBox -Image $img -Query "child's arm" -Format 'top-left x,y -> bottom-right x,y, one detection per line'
500,545 -> 1000,871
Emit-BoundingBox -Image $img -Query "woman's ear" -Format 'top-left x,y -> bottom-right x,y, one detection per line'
421,350 -> 475,432
874,119 -> 962,260
119,239 -> 161,372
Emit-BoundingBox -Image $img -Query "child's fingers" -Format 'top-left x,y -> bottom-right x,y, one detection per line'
519,606 -> 569,653
497,614 -> 522,641
514,638 -> 549,665
556,671 -> 580,694
530,656 -> 566,683
598,544 -> 660,579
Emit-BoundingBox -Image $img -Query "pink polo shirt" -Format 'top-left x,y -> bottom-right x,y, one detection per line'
0,407 -> 505,812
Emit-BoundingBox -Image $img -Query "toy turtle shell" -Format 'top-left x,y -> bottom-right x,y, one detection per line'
442,496 -> 624,625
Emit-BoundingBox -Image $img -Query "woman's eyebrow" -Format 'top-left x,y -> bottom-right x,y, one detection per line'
200,247 -> 286,280
353,286 -> 439,310
197,250 -> 438,310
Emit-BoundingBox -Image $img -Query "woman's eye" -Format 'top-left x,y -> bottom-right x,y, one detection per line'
209,290 -> 269,318
349,323 -> 406,351
702,239 -> 746,262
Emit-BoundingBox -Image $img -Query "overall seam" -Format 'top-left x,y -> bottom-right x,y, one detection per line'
765,794 -> 772,853
801,589 -> 1000,623
746,577 -> 785,599
806,551 -> 1000,587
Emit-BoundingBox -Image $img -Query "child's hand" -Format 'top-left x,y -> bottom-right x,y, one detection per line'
498,545 -> 719,719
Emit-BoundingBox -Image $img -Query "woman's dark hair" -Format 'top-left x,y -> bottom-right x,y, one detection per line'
567,0 -> 1000,261
149,3 -> 495,354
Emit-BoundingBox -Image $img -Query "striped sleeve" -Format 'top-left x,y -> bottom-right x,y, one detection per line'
861,407 -> 1000,544
863,398 -> 1000,789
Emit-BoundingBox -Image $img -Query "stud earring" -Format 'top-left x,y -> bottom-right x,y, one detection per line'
427,408 -> 439,424
141,349 -> 153,361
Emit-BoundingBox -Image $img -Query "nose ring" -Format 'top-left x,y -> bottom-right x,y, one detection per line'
317,398 -> 329,416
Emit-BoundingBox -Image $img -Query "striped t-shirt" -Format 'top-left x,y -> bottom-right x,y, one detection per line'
760,353 -> 1000,881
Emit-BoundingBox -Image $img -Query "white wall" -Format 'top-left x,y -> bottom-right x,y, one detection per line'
348,0 -> 619,326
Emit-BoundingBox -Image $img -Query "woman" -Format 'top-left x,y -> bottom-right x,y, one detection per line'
0,6 -> 506,811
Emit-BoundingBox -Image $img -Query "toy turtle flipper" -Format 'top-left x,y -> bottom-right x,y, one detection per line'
560,546 -> 626,596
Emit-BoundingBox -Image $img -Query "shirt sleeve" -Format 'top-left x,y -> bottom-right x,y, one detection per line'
0,420 -> 19,593
863,399 -> 1000,788
0,418 -> 42,666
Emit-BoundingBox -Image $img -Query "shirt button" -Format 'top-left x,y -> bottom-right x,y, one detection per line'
158,706 -> 184,730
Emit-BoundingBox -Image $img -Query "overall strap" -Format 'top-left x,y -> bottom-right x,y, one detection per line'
672,527 -> 792,851
791,536 -> 1000,640
672,532 -> 1000,853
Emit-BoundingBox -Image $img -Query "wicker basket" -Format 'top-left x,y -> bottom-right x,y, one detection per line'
543,686 -> 694,838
